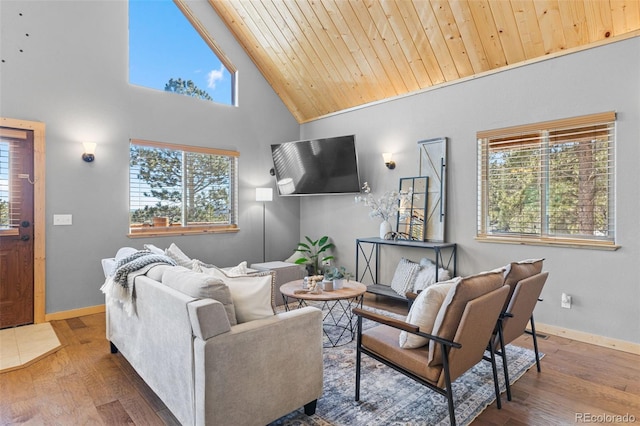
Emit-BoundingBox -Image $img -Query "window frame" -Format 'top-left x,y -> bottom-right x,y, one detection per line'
476,111 -> 618,250
128,0 -> 238,106
128,138 -> 239,238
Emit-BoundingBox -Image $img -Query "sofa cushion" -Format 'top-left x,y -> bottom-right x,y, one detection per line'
399,278 -> 458,349
201,266 -> 276,324
162,266 -> 237,326
146,264 -> 173,281
428,269 -> 504,366
390,258 -> 421,297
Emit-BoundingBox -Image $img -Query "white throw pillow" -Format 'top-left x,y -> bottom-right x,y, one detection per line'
226,261 -> 248,277
284,250 -> 301,264
201,266 -> 275,324
144,243 -> 165,255
413,260 -> 452,292
399,280 -> 455,348
165,243 -> 193,269
390,258 -> 421,297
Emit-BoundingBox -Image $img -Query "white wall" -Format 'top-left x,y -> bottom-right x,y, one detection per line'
300,38 -> 640,344
0,0 -> 300,314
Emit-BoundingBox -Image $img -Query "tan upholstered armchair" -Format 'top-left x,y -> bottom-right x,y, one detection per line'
354,270 -> 510,426
492,270 -> 548,401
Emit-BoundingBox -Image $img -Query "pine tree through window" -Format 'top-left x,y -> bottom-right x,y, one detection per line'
129,139 -> 238,236
477,112 -> 616,249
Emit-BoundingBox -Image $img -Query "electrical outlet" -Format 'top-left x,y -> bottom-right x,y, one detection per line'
561,293 -> 572,309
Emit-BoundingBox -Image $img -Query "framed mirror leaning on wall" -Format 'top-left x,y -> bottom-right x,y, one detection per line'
396,176 -> 428,241
418,137 -> 448,242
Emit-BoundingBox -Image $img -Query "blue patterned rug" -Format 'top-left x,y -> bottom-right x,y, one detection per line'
272,305 -> 542,426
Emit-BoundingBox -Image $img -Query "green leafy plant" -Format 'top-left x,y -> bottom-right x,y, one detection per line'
323,265 -> 352,281
294,236 -> 334,275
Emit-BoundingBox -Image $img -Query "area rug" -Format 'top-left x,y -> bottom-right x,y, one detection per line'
272,305 -> 543,426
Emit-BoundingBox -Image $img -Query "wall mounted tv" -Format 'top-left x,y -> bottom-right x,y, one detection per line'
270,135 -> 361,196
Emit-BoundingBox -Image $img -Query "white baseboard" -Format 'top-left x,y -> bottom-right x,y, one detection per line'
535,322 -> 640,355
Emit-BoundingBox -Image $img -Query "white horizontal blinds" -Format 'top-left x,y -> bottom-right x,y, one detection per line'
129,139 -> 239,230
0,140 -> 12,229
184,151 -> 234,225
129,144 -> 182,227
482,132 -> 543,236
0,138 -> 24,230
477,112 -> 615,243
546,123 -> 614,240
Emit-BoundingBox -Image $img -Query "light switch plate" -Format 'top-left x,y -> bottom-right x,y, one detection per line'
53,214 -> 72,225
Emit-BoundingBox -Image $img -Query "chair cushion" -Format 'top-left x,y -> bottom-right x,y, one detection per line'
399,279 -> 458,348
362,325 -> 441,385
428,269 -> 505,366
503,259 -> 544,311
390,258 -> 421,297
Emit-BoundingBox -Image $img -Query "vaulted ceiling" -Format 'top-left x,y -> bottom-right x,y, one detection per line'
208,1 -> 640,123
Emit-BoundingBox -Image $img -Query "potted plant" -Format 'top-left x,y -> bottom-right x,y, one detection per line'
323,266 -> 352,290
294,236 -> 335,276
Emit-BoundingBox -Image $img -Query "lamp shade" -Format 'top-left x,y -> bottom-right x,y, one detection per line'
255,187 -> 273,202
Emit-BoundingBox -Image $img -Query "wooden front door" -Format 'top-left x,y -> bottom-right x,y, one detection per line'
0,127 -> 35,328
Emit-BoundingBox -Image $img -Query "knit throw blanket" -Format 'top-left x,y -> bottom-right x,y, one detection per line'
100,251 -> 177,316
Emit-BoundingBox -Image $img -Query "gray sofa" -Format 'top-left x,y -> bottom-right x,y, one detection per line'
103,255 -> 323,426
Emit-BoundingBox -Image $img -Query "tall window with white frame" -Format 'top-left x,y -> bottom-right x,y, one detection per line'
129,139 -> 239,236
477,111 -> 616,248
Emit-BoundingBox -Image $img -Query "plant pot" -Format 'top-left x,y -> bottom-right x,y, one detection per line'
333,279 -> 345,290
322,280 -> 333,291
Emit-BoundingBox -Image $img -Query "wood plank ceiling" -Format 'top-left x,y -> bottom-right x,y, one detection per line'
208,1 -> 640,123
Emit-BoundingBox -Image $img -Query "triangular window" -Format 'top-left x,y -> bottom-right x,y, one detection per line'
129,0 -> 236,106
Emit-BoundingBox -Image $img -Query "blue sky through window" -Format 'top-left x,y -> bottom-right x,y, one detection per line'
129,0 -> 233,105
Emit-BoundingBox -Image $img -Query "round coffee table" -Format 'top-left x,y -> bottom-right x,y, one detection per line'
280,280 -> 367,347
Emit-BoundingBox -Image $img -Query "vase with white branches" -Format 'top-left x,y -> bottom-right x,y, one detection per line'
355,182 -> 413,239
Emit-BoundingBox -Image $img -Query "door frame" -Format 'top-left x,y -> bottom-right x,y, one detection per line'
1,117 -> 46,324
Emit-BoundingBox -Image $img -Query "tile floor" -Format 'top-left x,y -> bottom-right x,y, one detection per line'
0,323 -> 61,372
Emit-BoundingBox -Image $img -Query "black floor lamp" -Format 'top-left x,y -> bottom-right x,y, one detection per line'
255,187 -> 273,262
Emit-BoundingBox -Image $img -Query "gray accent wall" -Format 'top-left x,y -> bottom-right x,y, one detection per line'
0,1 -> 300,313
1,0 -> 638,345
300,37 -> 640,344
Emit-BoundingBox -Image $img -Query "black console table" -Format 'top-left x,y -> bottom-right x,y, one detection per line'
355,237 -> 457,301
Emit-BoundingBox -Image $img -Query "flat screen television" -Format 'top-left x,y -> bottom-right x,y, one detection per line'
270,135 -> 361,196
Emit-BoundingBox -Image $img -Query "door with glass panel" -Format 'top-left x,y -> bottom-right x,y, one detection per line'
0,128 -> 35,328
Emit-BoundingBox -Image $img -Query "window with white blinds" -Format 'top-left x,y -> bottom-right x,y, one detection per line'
477,112 -> 616,248
0,140 -> 11,230
129,139 -> 239,236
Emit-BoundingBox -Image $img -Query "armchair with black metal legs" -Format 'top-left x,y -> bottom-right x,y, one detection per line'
354,284 -> 510,426
490,271 -> 549,401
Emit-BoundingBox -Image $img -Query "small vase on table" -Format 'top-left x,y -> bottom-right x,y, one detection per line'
379,220 -> 392,240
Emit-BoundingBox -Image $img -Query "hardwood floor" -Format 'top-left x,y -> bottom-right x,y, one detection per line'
1,295 -> 638,425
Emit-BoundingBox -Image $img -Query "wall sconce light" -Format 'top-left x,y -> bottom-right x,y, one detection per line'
82,142 -> 97,162
382,153 -> 396,169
